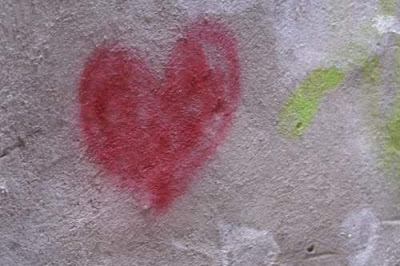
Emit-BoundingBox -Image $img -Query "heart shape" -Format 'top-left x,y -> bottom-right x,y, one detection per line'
78,19 -> 240,211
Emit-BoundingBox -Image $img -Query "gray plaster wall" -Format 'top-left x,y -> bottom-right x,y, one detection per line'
1,0 -> 400,265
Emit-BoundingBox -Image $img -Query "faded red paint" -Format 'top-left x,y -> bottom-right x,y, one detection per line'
78,19 -> 240,211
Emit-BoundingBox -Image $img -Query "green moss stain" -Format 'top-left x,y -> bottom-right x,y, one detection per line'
384,38 -> 400,175
360,40 -> 400,177
359,55 -> 385,172
279,67 -> 345,138
361,55 -> 381,120
362,55 -> 380,84
339,43 -> 370,70
379,0 -> 397,15
384,107 -> 400,173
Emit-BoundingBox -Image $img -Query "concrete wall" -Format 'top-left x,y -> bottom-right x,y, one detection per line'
1,0 -> 400,265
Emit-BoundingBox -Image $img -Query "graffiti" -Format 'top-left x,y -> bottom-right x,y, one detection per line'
279,67 -> 345,137
277,0 -> 399,139
78,19 -> 240,211
278,0 -> 400,182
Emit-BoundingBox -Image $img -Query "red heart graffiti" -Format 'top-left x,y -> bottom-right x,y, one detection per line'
79,19 -> 240,211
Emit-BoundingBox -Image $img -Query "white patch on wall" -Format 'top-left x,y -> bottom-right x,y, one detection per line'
171,223 -> 280,265
175,0 -> 256,16
218,223 -> 280,266
0,180 -> 8,195
374,15 -> 400,35
340,208 -> 379,266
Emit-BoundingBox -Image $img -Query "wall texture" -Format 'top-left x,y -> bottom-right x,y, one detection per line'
1,0 -> 400,265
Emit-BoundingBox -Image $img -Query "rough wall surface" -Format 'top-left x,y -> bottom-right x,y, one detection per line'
1,0 -> 400,265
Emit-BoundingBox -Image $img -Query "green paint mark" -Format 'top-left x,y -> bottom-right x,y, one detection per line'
279,67 -> 345,138
379,0 -> 397,15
